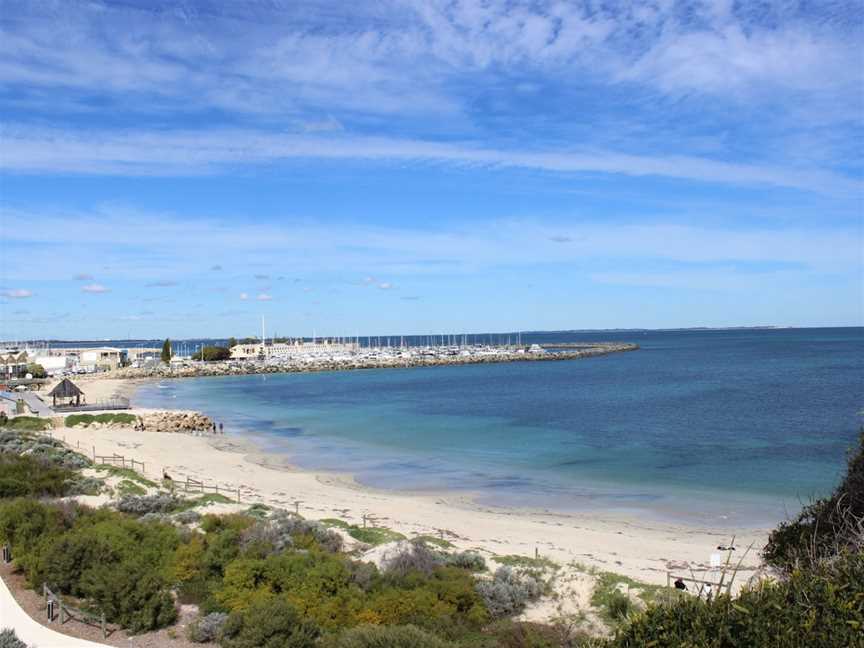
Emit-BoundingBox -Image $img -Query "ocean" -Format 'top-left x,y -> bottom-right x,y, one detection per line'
135,327 -> 863,528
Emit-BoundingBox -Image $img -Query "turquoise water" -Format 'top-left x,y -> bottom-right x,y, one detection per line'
136,328 -> 863,527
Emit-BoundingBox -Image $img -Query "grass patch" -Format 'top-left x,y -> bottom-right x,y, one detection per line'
245,503 -> 271,519
116,479 -> 146,496
590,571 -> 669,625
2,416 -> 53,432
66,413 -> 137,427
320,518 -> 406,545
495,554 -> 559,571
94,464 -> 157,488
174,493 -> 236,512
412,534 -> 454,549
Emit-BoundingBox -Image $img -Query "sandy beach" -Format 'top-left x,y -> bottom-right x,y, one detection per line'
46,377 -> 770,623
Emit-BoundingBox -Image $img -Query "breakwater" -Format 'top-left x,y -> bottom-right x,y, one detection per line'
96,342 -> 639,380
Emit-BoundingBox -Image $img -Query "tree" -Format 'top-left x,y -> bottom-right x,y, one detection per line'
228,337 -> 238,348
26,363 -> 47,379
192,346 -> 231,362
161,339 -> 172,364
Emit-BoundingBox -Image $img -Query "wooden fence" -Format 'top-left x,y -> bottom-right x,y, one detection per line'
43,584 -> 109,638
181,476 -> 241,503
23,428 -> 244,506
92,450 -> 145,473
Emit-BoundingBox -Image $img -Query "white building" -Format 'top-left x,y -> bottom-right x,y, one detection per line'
79,347 -> 124,370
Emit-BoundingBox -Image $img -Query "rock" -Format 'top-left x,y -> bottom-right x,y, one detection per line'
139,410 -> 213,433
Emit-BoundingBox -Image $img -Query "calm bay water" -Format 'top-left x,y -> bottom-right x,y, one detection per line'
136,328 -> 863,527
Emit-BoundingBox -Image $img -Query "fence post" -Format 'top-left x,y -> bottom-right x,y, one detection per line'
93,445 -> 96,461
101,613 -> 106,638
237,487 -> 241,504
59,594 -> 65,624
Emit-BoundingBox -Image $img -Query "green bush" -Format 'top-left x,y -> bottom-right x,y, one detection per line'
611,550 -> 864,648
219,597 -> 320,648
0,500 -> 180,633
0,454 -> 73,498
2,416 -> 53,432
321,624 -> 458,648
65,413 -> 137,427
764,430 -> 863,573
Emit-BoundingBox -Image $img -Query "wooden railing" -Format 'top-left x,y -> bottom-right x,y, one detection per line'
43,584 -> 109,638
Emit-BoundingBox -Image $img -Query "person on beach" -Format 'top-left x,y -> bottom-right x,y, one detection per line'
219,422 -> 224,434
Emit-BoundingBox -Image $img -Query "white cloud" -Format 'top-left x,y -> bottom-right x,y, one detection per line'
256,293 -> 273,301
81,283 -> 109,294
378,282 -> 394,290
2,127 -> 858,195
239,292 -> 249,300
1,289 -> 33,299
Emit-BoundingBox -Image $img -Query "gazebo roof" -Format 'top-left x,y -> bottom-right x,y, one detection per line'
48,378 -> 84,398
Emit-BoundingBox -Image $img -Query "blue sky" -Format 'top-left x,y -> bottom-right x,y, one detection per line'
0,0 -> 861,340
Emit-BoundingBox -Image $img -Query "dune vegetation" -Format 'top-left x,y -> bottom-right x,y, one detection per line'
0,428 -> 861,647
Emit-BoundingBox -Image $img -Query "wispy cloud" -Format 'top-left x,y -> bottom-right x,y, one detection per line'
146,280 -> 179,287
239,292 -> 249,301
1,289 -> 33,299
256,293 -> 273,301
81,283 -> 109,294
73,273 -> 94,281
2,127 -> 859,195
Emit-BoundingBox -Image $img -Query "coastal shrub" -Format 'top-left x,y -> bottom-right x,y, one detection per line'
321,624 -> 458,648
474,620 -> 567,648
241,511 -> 343,555
116,493 -> 179,515
81,556 -> 178,632
0,499 -> 69,573
445,551 -> 487,572
475,567 -> 543,619
1,501 -> 180,631
764,429 -> 864,574
219,597 -> 321,648
0,431 -> 90,469
382,540 -> 441,577
1,417 -> 52,432
368,566 -> 488,633
65,475 -> 104,496
172,515 -> 255,606
0,455 -> 73,498
188,612 -> 229,643
174,509 -> 202,525
0,628 -> 27,648
610,550 -> 864,648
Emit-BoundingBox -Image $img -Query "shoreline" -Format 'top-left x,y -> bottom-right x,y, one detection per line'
51,377 -> 770,594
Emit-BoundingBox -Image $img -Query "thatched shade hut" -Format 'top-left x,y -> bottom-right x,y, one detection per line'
48,378 -> 85,407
